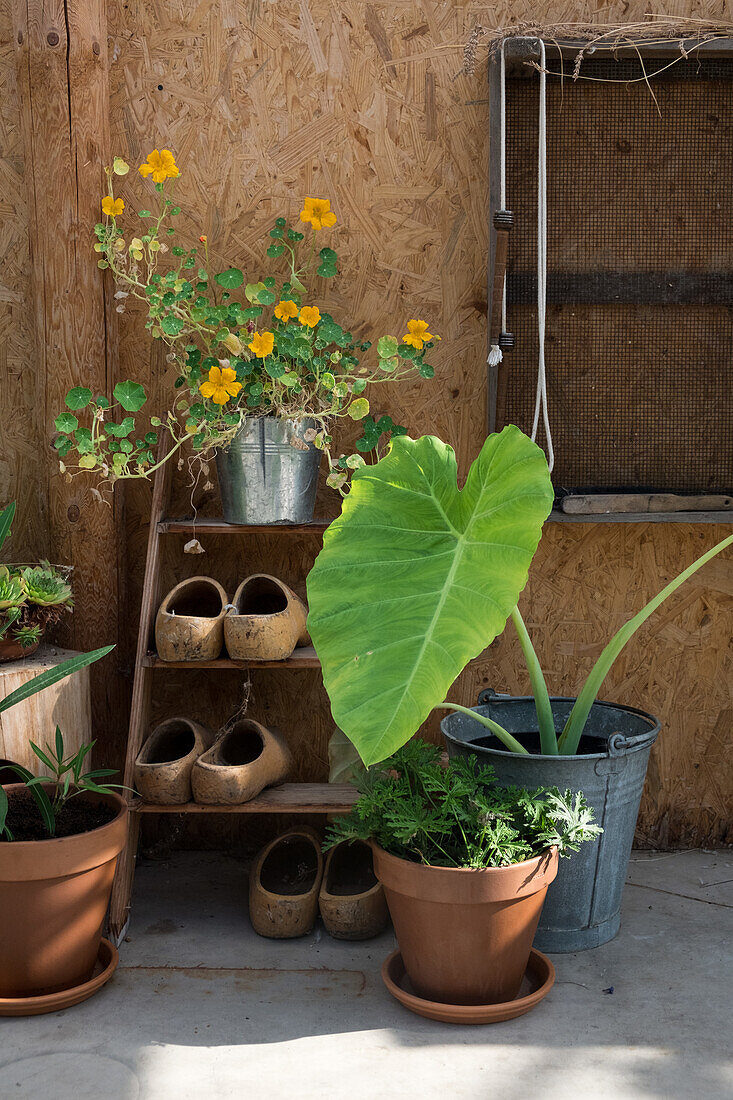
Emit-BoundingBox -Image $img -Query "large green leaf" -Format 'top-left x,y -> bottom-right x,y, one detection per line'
307,428 -> 554,766
0,645 -> 114,715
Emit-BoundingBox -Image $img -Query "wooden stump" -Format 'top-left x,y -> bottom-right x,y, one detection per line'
0,645 -> 92,773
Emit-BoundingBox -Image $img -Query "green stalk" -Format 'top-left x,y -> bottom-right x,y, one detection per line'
558,531 -> 733,755
435,702 -> 529,754
509,606 -> 557,754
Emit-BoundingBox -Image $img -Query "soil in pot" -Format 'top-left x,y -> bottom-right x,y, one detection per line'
0,787 -> 117,842
470,731 -> 610,756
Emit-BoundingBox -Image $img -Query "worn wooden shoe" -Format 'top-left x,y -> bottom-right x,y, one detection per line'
191,719 -> 292,805
249,828 -> 323,938
319,840 -> 389,940
134,718 -> 214,805
224,574 -> 309,661
155,577 -> 228,662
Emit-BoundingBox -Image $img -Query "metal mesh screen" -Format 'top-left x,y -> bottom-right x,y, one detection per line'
504,57 -> 733,493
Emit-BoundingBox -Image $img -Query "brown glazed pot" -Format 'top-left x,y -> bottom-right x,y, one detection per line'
155,577 -> 228,662
0,787 -> 128,998
372,844 -> 559,1006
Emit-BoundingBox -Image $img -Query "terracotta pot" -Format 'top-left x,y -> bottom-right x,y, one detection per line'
249,827 -> 323,938
372,844 -> 559,1006
0,787 -> 128,998
224,574 -> 309,661
155,577 -> 228,661
134,717 -> 214,805
191,719 -> 292,805
319,840 -> 389,940
0,636 -> 41,663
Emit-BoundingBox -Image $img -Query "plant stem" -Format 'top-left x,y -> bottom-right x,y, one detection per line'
435,702 -> 530,754
509,606 -> 558,754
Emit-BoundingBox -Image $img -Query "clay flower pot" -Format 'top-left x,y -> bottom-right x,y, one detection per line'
249,828 -> 323,938
134,718 -> 214,805
319,839 -> 389,940
372,844 -> 559,1006
0,787 -> 128,998
224,574 -> 309,661
191,719 -> 292,805
155,577 -> 228,662
0,636 -> 41,663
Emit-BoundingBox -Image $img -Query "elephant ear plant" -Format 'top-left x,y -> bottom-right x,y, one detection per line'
307,427 -> 733,764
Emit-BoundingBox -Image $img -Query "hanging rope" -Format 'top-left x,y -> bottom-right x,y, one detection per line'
530,39 -> 554,471
487,44 -> 506,369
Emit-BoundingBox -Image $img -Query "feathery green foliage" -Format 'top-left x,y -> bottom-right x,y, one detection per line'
326,740 -> 601,869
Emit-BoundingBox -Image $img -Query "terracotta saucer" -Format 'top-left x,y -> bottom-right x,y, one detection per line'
381,947 -> 555,1024
0,938 -> 118,1017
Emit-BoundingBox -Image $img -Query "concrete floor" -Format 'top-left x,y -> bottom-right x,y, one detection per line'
2,850 -> 731,1100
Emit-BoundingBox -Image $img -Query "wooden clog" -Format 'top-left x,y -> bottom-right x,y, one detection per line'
155,577 -> 228,662
249,828 -> 323,938
319,839 -> 389,940
224,574 -> 309,661
134,718 -> 214,805
191,719 -> 292,805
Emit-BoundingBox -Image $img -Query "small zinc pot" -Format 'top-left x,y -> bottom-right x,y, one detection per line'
441,692 -> 660,953
0,787 -> 128,998
215,416 -> 322,525
372,843 -> 558,1005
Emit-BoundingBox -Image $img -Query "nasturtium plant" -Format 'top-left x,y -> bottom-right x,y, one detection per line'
53,150 -> 439,489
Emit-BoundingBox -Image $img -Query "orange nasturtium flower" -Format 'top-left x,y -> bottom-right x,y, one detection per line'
299,306 -> 321,328
102,196 -> 124,218
199,365 -> 242,406
248,331 -> 275,359
274,299 -> 299,322
402,319 -> 434,350
139,149 -> 179,183
300,197 -> 336,231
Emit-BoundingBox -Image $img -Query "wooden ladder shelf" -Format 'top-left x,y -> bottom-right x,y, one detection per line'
107,449 -> 356,944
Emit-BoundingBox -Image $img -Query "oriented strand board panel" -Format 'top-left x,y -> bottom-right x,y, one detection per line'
103,1 -> 733,848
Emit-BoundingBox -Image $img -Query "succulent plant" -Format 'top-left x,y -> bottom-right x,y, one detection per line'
11,624 -> 42,649
0,567 -> 25,611
21,564 -> 73,608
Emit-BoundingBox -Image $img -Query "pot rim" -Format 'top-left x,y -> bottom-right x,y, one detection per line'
371,841 -> 558,876
0,786 -> 128,879
441,695 -> 661,762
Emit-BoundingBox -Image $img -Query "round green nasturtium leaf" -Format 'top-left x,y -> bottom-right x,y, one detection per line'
266,244 -> 285,258
348,398 -> 370,420
379,356 -> 399,373
78,455 -> 97,469
377,335 -> 398,359
419,363 -> 435,379
65,387 -> 93,411
55,412 -> 78,433
307,428 -> 554,766
345,453 -> 366,470
161,315 -> 185,336
215,268 -> 244,289
113,380 -> 147,412
119,439 -> 134,454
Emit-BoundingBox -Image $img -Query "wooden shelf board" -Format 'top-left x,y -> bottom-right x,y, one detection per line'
158,518 -> 331,534
131,783 -> 356,814
142,646 -> 320,669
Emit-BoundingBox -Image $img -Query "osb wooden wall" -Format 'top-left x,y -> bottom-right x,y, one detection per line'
1,0 -> 731,846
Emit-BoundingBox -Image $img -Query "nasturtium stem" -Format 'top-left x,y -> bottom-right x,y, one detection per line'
435,702 -> 529,755
509,605 -> 558,755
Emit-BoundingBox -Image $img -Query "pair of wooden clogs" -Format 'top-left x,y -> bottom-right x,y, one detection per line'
134,717 -> 291,805
249,829 -> 389,941
155,574 -> 309,662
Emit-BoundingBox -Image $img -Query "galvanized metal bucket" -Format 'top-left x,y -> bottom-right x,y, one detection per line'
441,692 -> 660,953
215,417 -> 322,525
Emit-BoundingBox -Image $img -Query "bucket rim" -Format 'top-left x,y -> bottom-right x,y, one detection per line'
441,695 -> 661,761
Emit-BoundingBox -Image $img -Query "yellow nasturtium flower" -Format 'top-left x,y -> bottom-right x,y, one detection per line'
300,197 -> 336,231
274,299 -> 298,322
139,149 -> 179,183
248,331 -> 275,359
199,365 -> 242,405
102,196 -> 124,218
402,319 -> 434,350
299,306 -> 321,328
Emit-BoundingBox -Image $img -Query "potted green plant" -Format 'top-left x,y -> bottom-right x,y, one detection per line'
52,151 -> 438,523
0,504 -> 74,661
327,740 -> 600,1020
306,427 -> 733,952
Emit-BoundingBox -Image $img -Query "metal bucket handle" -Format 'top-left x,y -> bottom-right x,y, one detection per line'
475,688 -> 660,757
